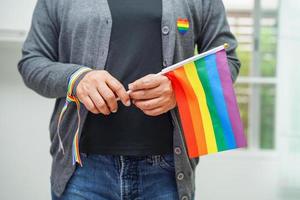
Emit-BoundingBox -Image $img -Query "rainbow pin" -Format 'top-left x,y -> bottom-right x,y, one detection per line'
177,18 -> 189,35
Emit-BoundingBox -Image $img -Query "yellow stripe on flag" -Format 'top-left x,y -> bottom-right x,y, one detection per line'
184,62 -> 218,153
177,23 -> 189,28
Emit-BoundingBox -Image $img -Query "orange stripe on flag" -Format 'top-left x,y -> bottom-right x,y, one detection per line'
172,68 -> 208,156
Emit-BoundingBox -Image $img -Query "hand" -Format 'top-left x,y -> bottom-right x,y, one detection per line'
128,74 -> 176,116
76,70 -> 131,115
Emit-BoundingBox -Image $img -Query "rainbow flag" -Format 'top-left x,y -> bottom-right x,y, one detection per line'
177,18 -> 190,34
162,44 -> 247,158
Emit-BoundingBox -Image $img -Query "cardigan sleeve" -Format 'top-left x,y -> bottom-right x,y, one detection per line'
17,0 -> 90,98
196,0 -> 241,82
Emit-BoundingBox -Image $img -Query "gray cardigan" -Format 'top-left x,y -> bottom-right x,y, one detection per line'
18,0 -> 240,199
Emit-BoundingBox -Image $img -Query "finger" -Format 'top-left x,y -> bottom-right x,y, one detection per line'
97,83 -> 118,113
105,75 -> 131,106
129,85 -> 164,100
133,97 -> 165,111
128,74 -> 163,91
143,107 -> 165,117
88,88 -> 111,115
81,96 -> 100,114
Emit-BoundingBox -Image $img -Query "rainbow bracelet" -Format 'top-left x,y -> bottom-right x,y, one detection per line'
57,67 -> 92,167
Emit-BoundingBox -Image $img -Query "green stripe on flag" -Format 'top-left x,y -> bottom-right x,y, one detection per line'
194,59 -> 227,151
178,27 -> 189,31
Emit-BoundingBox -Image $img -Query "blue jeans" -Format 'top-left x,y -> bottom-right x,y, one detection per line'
51,152 -> 180,200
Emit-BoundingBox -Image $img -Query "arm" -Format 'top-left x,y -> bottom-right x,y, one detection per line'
17,0 -> 89,98
196,0 -> 241,82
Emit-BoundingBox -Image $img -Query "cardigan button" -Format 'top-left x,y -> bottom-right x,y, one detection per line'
174,147 -> 182,155
162,25 -> 170,35
177,172 -> 184,180
181,195 -> 189,200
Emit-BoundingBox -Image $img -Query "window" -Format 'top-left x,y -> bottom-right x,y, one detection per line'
226,0 -> 279,150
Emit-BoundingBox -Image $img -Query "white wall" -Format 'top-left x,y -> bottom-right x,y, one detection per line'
276,0 -> 300,199
195,151 -> 279,200
0,41 -> 53,200
0,0 -> 36,31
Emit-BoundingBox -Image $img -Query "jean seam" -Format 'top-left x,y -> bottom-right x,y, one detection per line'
120,156 -> 124,200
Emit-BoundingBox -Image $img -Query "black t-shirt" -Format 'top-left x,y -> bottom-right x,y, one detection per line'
79,0 -> 174,155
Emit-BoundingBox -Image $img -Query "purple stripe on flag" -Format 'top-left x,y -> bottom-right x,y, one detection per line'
216,50 -> 247,148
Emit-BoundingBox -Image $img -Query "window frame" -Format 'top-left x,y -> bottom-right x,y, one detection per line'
228,0 -> 279,151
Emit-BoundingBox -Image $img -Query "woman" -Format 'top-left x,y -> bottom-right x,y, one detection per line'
18,0 -> 240,199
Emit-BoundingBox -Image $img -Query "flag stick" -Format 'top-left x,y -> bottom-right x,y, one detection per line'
157,43 -> 228,75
